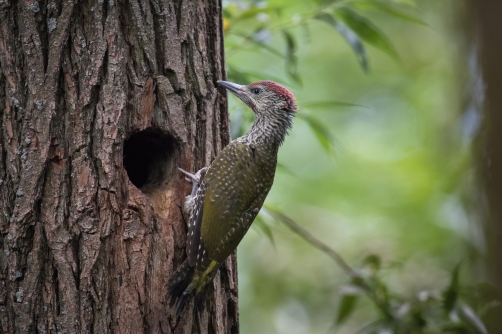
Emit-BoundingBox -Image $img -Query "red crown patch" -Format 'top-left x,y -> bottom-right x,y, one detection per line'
249,81 -> 298,111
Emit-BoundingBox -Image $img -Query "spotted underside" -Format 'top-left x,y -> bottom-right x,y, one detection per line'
186,141 -> 277,271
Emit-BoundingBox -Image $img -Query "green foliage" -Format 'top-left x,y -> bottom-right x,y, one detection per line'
224,0 -> 424,76
282,29 -> 302,85
353,1 -> 427,26
334,7 -> 400,61
222,0 -> 493,333
267,209 -> 498,333
443,262 -> 462,313
297,113 -> 338,155
336,284 -> 360,324
347,262 -> 495,334
224,0 -> 425,150
315,12 -> 369,72
302,100 -> 368,109
254,214 -> 276,247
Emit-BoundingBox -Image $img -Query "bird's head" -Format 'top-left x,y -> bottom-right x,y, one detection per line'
217,80 -> 298,118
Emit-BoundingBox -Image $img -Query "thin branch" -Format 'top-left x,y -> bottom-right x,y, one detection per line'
263,206 -> 357,278
263,205 -> 395,320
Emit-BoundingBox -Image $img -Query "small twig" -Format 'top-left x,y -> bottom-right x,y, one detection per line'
263,205 -> 395,320
263,206 -> 357,278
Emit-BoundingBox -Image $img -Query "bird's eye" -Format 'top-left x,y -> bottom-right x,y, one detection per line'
252,88 -> 261,94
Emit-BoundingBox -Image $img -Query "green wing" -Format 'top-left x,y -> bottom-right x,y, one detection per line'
200,142 -> 272,262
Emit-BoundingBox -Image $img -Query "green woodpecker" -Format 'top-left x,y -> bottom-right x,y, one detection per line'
168,80 -> 298,319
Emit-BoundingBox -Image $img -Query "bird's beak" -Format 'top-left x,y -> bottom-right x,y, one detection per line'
217,80 -> 245,97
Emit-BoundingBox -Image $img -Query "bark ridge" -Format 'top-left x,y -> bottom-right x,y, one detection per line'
0,0 -> 237,333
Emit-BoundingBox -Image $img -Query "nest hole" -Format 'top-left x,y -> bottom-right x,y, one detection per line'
123,128 -> 178,191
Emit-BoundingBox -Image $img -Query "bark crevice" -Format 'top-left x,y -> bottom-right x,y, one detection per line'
0,0 -> 237,333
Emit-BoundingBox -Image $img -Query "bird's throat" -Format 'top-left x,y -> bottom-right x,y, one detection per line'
240,109 -> 294,148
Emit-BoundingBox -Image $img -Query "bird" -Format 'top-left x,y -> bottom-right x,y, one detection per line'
168,80 -> 298,322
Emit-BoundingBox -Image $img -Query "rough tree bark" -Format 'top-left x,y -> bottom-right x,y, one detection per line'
0,0 -> 238,333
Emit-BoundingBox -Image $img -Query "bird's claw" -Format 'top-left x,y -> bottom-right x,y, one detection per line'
178,167 -> 197,182
178,167 -> 209,198
177,167 -> 208,183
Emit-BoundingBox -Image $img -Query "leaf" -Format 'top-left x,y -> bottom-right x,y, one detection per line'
392,0 -> 417,8
335,8 -> 400,61
302,100 -> 368,110
336,284 -> 364,324
443,262 -> 462,313
297,114 -> 349,156
297,113 -> 335,154
282,30 -> 302,85
336,293 -> 359,324
225,66 -> 293,88
353,1 -> 428,26
458,303 -> 488,334
300,23 -> 311,44
276,162 -> 297,177
373,279 -> 391,313
363,254 -> 381,275
254,214 -> 275,247
232,31 -> 285,59
222,7 -> 235,19
315,13 -> 368,72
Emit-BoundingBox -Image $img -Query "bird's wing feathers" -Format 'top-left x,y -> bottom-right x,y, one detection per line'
186,142 -> 255,269
186,141 -> 274,269
201,142 -> 272,262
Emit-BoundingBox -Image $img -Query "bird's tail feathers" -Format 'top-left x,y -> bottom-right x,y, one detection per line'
167,260 -> 195,319
167,260 -> 221,323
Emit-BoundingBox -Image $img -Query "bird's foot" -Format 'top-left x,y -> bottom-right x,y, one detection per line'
178,167 -> 208,197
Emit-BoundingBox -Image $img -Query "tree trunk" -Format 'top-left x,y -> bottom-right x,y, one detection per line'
471,0 -> 502,331
0,0 -> 238,333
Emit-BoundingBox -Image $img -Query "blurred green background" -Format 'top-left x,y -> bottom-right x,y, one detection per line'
222,0 -> 492,333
